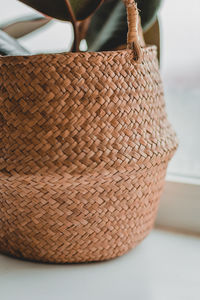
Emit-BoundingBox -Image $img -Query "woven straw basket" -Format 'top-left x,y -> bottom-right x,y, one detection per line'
0,0 -> 177,263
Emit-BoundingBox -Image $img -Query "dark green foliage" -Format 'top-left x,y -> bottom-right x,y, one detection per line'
19,0 -> 102,21
86,0 -> 162,51
137,0 -> 162,30
1,0 -> 162,55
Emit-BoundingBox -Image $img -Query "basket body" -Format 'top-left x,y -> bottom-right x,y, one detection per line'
0,47 -> 177,263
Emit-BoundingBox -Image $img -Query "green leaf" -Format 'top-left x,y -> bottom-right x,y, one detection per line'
68,0 -> 103,20
86,0 -> 162,52
0,30 -> 30,56
86,0 -> 126,52
0,15 -> 51,39
18,0 -> 103,21
137,0 -> 162,31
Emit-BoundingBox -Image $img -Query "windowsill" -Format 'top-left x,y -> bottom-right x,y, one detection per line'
0,229 -> 200,300
156,176 -> 200,234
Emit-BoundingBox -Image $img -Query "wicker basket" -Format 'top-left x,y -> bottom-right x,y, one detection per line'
0,0 -> 177,263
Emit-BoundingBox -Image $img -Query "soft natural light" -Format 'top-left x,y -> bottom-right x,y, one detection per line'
160,0 -> 200,182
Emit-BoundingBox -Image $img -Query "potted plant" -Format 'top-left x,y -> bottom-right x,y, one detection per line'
0,0 -> 162,55
0,0 -> 177,264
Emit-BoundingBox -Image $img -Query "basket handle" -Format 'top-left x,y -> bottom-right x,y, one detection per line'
124,0 -> 142,62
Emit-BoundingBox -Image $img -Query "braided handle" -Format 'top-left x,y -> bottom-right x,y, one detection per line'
124,0 -> 142,62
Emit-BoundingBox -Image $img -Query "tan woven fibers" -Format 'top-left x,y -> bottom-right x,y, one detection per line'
0,46 -> 178,263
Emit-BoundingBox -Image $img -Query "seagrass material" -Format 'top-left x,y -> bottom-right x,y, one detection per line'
0,0 -> 177,263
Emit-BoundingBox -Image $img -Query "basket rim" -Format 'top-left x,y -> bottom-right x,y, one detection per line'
0,45 -> 157,63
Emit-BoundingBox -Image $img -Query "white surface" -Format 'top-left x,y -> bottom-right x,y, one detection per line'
157,181 -> 200,233
0,229 -> 200,300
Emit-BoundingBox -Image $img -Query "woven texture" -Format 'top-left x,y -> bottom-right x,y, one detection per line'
0,46 -> 177,263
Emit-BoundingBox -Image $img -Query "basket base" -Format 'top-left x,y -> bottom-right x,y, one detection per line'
0,163 -> 167,263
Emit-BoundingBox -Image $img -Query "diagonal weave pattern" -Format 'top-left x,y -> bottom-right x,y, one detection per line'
0,47 -> 178,263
